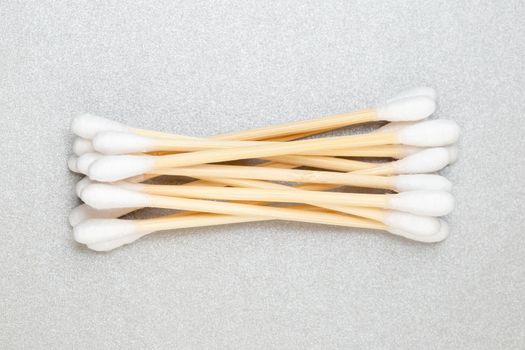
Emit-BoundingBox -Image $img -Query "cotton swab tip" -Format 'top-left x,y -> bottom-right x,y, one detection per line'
447,145 -> 459,164
73,218 -> 142,244
393,174 -> 453,192
77,152 -> 103,175
387,219 -> 449,243
376,96 -> 436,122
387,87 -> 437,103
87,232 -> 148,251
88,155 -> 155,182
69,204 -> 140,227
71,114 -> 129,139
397,120 -> 460,147
392,147 -> 453,174
75,177 -> 93,197
434,219 -> 450,241
73,137 -> 94,156
81,183 -> 151,209
93,131 -> 156,155
387,191 -> 454,216
67,156 -> 79,173
383,211 -> 441,236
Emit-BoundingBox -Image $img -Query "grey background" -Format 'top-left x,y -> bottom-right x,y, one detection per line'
1,1 -> 524,349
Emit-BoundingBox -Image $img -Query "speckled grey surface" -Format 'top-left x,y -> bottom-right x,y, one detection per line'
1,1 -> 524,349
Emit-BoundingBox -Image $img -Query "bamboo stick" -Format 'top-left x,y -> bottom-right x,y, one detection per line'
145,193 -> 387,229
134,205 -> 385,234
137,184 -> 390,207
152,133 -> 397,169
132,109 -> 376,141
146,165 -> 393,189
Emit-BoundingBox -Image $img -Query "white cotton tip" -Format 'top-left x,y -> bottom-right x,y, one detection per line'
81,183 -> 151,209
387,191 -> 454,216
75,177 -> 93,197
446,145 -> 459,164
74,218 -> 147,244
387,87 -> 437,103
73,137 -> 95,156
87,232 -> 148,251
93,131 -> 156,155
433,219 -> 450,241
88,155 -> 155,182
392,147 -> 452,174
68,204 -> 140,226
393,174 -> 453,192
67,156 -> 79,173
383,210 -> 441,236
77,152 -> 104,175
397,119 -> 460,147
71,114 -> 129,139
387,219 -> 449,243
376,96 -> 436,122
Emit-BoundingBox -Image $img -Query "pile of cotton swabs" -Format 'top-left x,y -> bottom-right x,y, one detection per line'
68,87 -> 459,251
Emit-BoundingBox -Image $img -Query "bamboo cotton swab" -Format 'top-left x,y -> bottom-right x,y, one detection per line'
87,120 -> 459,182
142,165 -> 452,191
81,183 -> 454,217
71,92 -> 436,141
76,214 -> 449,252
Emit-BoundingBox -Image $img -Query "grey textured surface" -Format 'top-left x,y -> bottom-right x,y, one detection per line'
1,1 -> 524,349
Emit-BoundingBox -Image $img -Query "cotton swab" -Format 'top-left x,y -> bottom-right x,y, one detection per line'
87,119 -> 459,182
140,165 -> 451,191
74,212 -> 449,252
81,183 -> 454,217
115,182 -> 451,209
79,217 -> 448,251
71,91 -> 436,141
77,134 -> 427,160
211,96 -> 436,141
147,146 -> 457,180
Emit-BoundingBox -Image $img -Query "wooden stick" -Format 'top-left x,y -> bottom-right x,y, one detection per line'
302,145 -> 417,158
152,133 -> 397,169
134,205 -> 386,234
154,144 -> 414,159
132,109 -> 376,141
132,133 -> 396,156
265,155 -> 375,172
146,165 -> 393,189
179,176 -> 387,222
138,184 -> 390,207
143,193 -> 387,230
